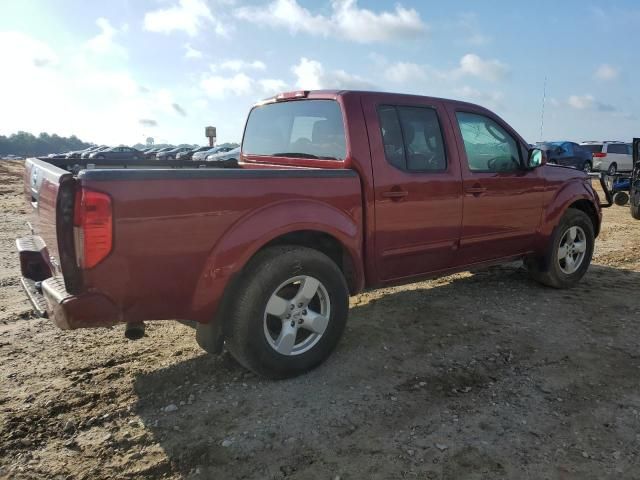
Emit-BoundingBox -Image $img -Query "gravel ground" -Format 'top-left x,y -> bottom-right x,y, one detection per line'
1,159 -> 639,479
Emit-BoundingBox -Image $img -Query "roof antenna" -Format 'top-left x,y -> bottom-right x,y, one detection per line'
539,76 -> 547,142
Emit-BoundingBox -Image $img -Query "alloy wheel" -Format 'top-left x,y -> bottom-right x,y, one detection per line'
263,275 -> 331,356
558,226 -> 587,274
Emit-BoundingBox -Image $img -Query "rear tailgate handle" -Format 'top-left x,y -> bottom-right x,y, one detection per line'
382,189 -> 408,200
465,185 -> 487,196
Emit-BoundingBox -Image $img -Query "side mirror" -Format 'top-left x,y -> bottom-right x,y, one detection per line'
527,148 -> 545,169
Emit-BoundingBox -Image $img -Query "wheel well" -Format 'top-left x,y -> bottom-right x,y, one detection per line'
261,230 -> 358,294
569,200 -> 600,237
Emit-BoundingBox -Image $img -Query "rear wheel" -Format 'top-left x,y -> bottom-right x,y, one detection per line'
607,163 -> 617,175
224,246 -> 349,379
527,208 -> 594,289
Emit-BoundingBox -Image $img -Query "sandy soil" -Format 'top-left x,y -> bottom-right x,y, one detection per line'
1,159 -> 639,479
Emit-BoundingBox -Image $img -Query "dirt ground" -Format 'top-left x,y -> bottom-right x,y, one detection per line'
1,159 -> 639,480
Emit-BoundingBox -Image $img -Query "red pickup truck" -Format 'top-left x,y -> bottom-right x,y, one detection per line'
18,90 -> 602,378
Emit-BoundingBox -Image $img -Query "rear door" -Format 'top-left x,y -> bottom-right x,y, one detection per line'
362,95 -> 463,282
445,105 -> 545,265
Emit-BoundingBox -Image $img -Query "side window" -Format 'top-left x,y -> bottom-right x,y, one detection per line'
377,105 -> 447,172
455,112 -> 521,172
378,106 -> 405,169
627,144 -> 633,155
563,143 -> 574,155
608,144 -> 627,154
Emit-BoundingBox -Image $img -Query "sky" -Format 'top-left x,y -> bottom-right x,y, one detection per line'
0,0 -> 638,146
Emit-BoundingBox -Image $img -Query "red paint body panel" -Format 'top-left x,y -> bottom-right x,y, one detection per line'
18,90 -> 601,330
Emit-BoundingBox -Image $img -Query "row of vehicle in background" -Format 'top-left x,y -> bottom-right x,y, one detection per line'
45,144 -> 240,162
536,140 -> 634,175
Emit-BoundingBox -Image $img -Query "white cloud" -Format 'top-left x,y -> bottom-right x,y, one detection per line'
184,43 -> 203,59
384,62 -> 428,84
567,94 -> 594,109
454,85 -> 504,106
219,59 -> 267,71
0,31 -> 58,69
457,53 -> 509,82
144,0 -> 225,37
235,0 -> 426,43
567,94 -> 617,113
259,78 -> 288,94
0,31 -> 206,145
292,57 -> 375,90
86,18 -> 128,58
594,64 -> 619,81
201,72 -> 254,98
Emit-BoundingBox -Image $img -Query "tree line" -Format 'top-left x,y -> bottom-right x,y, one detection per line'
0,131 -> 241,157
0,132 -> 92,156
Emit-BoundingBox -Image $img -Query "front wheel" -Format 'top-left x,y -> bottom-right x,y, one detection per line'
224,246 -> 349,379
527,208 -> 594,289
607,163 -> 617,175
583,161 -> 592,173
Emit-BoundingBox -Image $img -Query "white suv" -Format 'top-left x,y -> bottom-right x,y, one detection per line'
579,141 -> 633,175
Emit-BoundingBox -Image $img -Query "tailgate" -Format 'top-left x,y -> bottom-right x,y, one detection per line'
20,158 -> 78,289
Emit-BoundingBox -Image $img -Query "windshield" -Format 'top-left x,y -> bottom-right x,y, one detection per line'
243,99 -> 346,160
580,144 -> 603,154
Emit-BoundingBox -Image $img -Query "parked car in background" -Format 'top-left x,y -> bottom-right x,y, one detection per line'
81,145 -> 108,159
89,146 -> 143,161
536,141 -> 594,172
176,146 -> 210,161
65,147 -> 95,159
156,146 -> 193,160
19,89 -> 603,378
47,152 -> 67,159
145,146 -> 173,160
193,146 -> 233,162
205,147 -> 240,165
579,141 -> 633,175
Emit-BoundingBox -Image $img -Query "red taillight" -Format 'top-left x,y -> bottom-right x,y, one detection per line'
73,188 -> 112,268
593,152 -> 607,158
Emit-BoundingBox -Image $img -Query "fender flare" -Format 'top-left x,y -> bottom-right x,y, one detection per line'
536,179 -> 600,257
189,199 -> 363,322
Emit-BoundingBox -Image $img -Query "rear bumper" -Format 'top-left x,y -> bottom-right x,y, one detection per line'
17,235 -> 121,329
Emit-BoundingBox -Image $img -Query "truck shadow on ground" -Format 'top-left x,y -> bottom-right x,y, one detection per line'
133,263 -> 640,479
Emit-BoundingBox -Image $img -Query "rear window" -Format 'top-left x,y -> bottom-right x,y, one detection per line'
580,144 -> 603,154
243,100 -> 346,160
607,144 -> 627,154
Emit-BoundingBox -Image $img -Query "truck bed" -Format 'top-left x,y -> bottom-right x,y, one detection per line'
20,157 -> 362,328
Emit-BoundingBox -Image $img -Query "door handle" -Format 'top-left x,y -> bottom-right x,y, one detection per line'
465,185 -> 487,196
382,189 -> 408,200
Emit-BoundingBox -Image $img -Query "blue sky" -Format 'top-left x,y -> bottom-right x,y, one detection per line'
0,0 -> 637,146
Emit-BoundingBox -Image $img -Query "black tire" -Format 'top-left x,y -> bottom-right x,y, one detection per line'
607,163 -> 617,175
224,245 -> 349,379
613,191 -> 629,206
526,208 -> 594,289
583,161 -> 592,173
631,203 -> 640,220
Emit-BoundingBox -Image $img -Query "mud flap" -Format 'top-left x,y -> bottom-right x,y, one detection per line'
195,320 -> 224,354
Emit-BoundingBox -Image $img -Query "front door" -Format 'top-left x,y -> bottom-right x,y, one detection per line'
362,96 -> 463,283
446,107 -> 545,265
